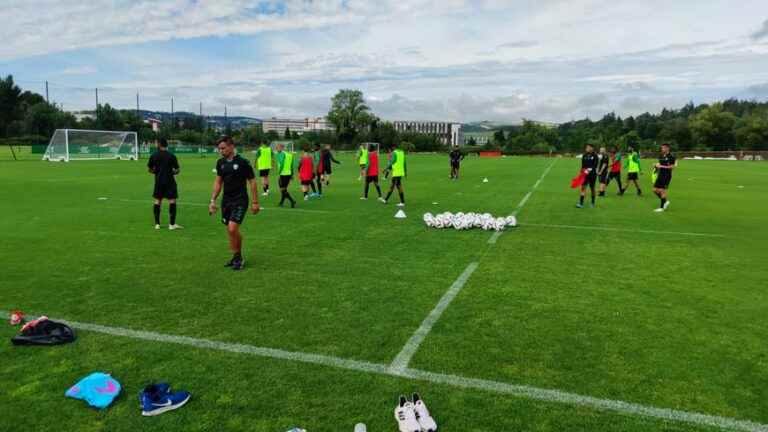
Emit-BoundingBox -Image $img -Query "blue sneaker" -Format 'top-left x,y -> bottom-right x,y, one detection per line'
140,384 -> 191,416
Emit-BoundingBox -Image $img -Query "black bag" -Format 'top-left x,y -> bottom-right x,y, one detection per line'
11,319 -> 76,346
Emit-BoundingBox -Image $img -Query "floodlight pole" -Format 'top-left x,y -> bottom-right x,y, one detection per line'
45,81 -> 49,103
171,97 -> 175,130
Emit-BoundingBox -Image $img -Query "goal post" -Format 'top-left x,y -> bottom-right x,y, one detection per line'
43,129 -> 138,162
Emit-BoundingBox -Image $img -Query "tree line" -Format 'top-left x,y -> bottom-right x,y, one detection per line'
3,75 -> 766,152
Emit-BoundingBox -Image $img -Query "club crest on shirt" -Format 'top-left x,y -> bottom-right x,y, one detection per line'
233,164 -> 239,170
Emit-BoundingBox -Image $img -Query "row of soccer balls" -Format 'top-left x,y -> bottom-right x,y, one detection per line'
422,212 -> 518,231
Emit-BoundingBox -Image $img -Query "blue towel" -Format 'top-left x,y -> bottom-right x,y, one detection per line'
65,372 -> 121,409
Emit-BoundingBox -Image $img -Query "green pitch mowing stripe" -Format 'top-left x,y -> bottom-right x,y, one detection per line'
5,311 -> 767,432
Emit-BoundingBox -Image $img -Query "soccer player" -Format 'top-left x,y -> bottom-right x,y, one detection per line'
208,136 -> 260,271
275,143 -> 296,208
298,146 -> 316,200
622,145 -> 642,196
255,140 -> 273,197
356,144 -> 368,181
361,143 -> 384,201
383,142 -> 406,207
320,144 -> 341,186
449,145 -> 465,180
653,143 -> 676,212
597,146 -> 610,197
606,147 -> 624,194
147,138 -> 182,230
576,143 -> 598,208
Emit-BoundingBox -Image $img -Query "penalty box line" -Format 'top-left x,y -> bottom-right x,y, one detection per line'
2,310 -> 766,432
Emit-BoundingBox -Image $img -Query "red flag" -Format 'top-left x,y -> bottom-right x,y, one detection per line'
570,169 -> 588,188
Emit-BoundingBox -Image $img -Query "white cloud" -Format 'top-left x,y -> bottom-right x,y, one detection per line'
59,66 -> 97,76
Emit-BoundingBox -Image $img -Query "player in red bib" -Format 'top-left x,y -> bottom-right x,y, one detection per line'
361,143 -> 384,201
298,146 -> 316,200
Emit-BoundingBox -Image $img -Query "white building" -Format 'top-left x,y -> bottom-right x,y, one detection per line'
144,118 -> 162,132
262,117 -> 335,135
392,121 -> 464,147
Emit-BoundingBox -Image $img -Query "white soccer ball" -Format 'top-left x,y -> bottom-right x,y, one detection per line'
505,215 -> 517,227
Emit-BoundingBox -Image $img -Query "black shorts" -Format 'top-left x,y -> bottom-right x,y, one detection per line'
391,176 -> 403,187
153,180 -> 178,199
607,172 -> 621,183
366,175 -> 379,183
278,175 -> 292,188
300,180 -> 313,186
583,173 -> 597,188
599,171 -> 608,184
451,161 -> 460,169
259,169 -> 270,177
627,172 -> 639,181
654,173 -> 672,189
221,201 -> 247,226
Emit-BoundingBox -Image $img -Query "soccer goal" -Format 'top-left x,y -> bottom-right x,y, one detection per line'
43,129 -> 139,162
362,142 -> 380,154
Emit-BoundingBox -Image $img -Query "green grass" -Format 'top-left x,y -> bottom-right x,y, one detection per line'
0,153 -> 766,431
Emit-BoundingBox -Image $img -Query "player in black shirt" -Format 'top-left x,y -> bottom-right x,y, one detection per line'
147,138 -> 182,230
597,146 -> 610,197
653,143 -> 677,212
577,143 -> 598,208
208,136 -> 260,270
449,146 -> 465,180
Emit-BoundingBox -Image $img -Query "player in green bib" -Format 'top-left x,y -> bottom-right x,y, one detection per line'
357,144 -> 369,181
621,146 -> 642,196
276,143 -> 296,208
383,142 -> 407,207
255,140 -> 273,197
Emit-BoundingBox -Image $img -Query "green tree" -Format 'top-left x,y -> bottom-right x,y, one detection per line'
327,89 -> 375,144
690,103 -> 738,150
0,75 -> 22,137
735,113 -> 768,151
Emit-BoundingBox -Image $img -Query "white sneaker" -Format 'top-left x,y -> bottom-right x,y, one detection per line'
412,393 -> 437,432
360,197 -> 367,200
261,192 -> 268,197
169,224 -> 184,230
154,224 -> 161,230
397,203 -> 405,207
378,197 -> 386,203
654,208 -> 664,213
394,395 -> 420,432
304,195 -> 309,201
663,200 -> 670,210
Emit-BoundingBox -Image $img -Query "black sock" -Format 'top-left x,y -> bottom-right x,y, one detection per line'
579,195 -> 585,205
279,190 -> 286,205
153,204 -> 160,224
364,180 -> 370,198
385,190 -> 393,201
287,192 -> 295,205
591,195 -> 595,204
398,191 -> 405,204
169,203 -> 177,225
310,182 -> 316,193
375,184 -> 382,197
303,191 -> 308,197
317,179 -> 323,195
661,198 -> 666,208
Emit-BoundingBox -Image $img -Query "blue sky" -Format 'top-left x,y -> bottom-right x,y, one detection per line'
2,0 -> 768,122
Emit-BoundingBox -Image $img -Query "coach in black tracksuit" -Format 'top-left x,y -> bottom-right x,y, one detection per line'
147,138 -> 181,229
578,143 -> 598,208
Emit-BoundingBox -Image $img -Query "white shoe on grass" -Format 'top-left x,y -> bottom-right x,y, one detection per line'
154,224 -> 161,230
378,197 -> 386,203
397,203 -> 405,207
169,224 -> 184,230
663,200 -> 670,210
360,196 -> 367,200
394,395 -> 420,432
654,208 -> 665,213
412,393 -> 437,432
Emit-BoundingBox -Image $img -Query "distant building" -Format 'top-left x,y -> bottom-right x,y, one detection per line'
392,121 -> 464,147
71,111 -> 95,122
463,131 -> 492,145
144,118 -> 162,132
262,117 -> 335,135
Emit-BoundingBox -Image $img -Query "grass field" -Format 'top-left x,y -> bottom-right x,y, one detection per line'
1,152 -> 766,432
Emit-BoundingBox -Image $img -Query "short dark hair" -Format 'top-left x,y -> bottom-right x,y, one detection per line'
158,138 -> 168,148
661,143 -> 670,148
216,135 -> 234,146
369,143 -> 377,151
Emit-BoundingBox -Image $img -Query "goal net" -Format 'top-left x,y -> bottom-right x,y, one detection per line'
270,140 -> 295,153
43,129 -> 138,162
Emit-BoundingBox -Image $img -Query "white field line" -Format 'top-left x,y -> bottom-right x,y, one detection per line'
115,198 -> 332,214
3,310 -> 766,432
488,159 -> 557,245
521,223 -> 726,238
387,262 -> 479,374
